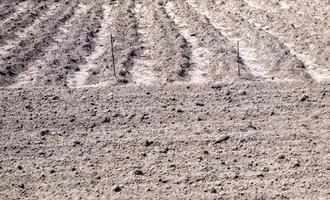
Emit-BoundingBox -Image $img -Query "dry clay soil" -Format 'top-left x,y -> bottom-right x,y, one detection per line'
0,0 -> 330,199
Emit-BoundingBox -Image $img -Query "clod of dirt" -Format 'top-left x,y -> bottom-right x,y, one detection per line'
176,68 -> 186,77
293,161 -> 301,168
197,117 -> 204,121
19,183 -> 25,189
211,84 -> 222,90
214,135 -> 230,144
300,95 -> 309,102
40,129 -> 50,136
195,102 -> 205,106
112,185 -> 122,192
134,169 -> 144,176
278,155 -> 286,160
118,78 -> 129,84
247,122 -> 257,130
158,178 -> 168,184
239,90 -> 247,95
159,147 -> 169,154
102,117 -> 110,123
177,108 -> 184,113
257,173 -> 265,178
119,69 -> 128,77
210,188 -> 217,193
143,140 -> 153,147
17,165 -> 23,170
73,140 -> 82,147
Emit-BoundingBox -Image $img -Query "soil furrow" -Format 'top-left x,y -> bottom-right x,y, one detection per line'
108,0 -> 139,84
42,4 -> 103,87
0,2 -> 16,22
189,0 -> 311,82
166,1 -> 256,83
165,2 -> 210,84
10,3 -> 104,87
0,1 -> 48,47
133,1 -> 193,83
1,1 -> 79,87
0,1 -> 29,26
67,4 -> 112,88
229,0 -> 330,82
131,1 -> 158,85
0,2 -> 60,64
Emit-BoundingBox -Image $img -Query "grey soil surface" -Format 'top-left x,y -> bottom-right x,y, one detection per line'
0,0 -> 329,199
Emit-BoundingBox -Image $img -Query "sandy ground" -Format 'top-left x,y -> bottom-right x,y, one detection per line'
0,0 -> 329,199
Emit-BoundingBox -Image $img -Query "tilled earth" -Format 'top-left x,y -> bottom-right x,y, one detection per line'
0,0 -> 329,199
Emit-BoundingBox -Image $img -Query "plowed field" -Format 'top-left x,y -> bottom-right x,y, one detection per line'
0,0 -> 329,199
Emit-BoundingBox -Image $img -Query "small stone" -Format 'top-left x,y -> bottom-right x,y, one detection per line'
17,165 -> 23,170
19,183 -> 25,189
278,155 -> 286,160
49,169 -> 56,174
